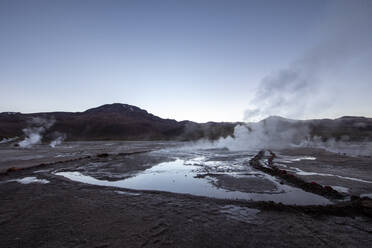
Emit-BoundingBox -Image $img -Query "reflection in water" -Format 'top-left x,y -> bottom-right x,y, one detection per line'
10,177 -> 50,184
288,167 -> 372,183
56,158 -> 331,206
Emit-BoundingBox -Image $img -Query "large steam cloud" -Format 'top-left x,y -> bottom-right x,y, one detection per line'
211,1 -> 372,156
210,118 -> 372,157
50,134 -> 66,148
245,0 -> 372,122
214,117 -> 309,151
18,117 -> 56,148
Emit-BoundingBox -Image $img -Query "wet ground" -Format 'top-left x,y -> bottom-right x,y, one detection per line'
0,141 -> 372,247
0,141 -> 178,173
276,148 -> 372,197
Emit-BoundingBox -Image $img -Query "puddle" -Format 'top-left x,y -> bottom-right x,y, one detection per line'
115,190 -> 141,196
360,193 -> 372,198
331,186 -> 350,194
55,153 -> 75,158
276,156 -> 316,163
290,156 -> 316,161
33,169 -> 51,174
17,155 -> 46,160
10,177 -> 50,184
55,158 -> 331,205
289,167 -> 372,183
220,205 -> 260,223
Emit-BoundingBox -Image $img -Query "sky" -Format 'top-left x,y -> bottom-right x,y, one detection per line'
0,0 -> 371,122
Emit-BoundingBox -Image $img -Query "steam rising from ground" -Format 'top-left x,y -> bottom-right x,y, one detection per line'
298,137 -> 372,157
0,137 -> 18,144
213,1 -> 372,157
202,124 -> 371,157
245,1 -> 372,122
186,116 -> 372,157
18,117 -> 55,148
215,118 -> 309,151
50,135 -> 66,148
182,117 -> 308,151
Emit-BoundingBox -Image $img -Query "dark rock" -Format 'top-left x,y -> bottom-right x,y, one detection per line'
97,153 -> 109,158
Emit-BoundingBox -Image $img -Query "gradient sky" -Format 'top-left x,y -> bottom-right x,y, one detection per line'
1,0 -> 371,122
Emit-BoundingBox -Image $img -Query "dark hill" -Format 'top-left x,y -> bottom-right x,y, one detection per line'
0,103 -> 236,142
1,104 -> 372,143
252,115 -> 372,142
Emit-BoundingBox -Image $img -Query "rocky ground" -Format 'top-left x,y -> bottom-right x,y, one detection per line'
276,148 -> 372,196
0,142 -> 371,248
0,141 -> 178,174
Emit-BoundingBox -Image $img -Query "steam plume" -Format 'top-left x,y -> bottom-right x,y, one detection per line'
214,117 -> 310,151
245,0 -> 372,121
50,135 -> 65,148
18,117 -> 55,148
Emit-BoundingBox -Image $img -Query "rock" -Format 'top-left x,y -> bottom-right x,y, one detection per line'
97,153 -> 109,158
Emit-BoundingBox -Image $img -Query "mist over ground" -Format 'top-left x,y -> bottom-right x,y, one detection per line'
188,116 -> 372,157
244,0 -> 372,122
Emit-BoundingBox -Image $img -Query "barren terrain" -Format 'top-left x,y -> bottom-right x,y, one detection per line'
0,141 -> 371,247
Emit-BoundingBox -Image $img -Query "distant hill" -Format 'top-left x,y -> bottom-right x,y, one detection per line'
252,115 -> 372,142
0,103 -> 236,142
1,104 -> 372,143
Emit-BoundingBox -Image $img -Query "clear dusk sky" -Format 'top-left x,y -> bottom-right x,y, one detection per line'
1,0 -> 371,122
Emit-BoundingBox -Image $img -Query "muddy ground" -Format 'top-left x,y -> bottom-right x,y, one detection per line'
0,142 -> 371,248
0,141 -> 178,174
276,148 -> 372,196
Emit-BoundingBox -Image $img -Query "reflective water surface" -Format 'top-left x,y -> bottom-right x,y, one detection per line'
56,149 -> 331,205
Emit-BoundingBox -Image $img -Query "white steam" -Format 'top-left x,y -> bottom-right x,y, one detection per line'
50,135 -> 65,148
185,115 -> 372,157
18,117 -> 55,148
219,1 -> 372,156
297,136 -> 372,157
18,129 -> 43,148
211,119 -> 372,157
245,1 -> 372,121
0,136 -> 18,144
213,117 -> 310,151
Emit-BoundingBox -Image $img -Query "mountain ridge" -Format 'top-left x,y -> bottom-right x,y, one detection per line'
1,104 -> 372,142
0,103 -> 236,141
